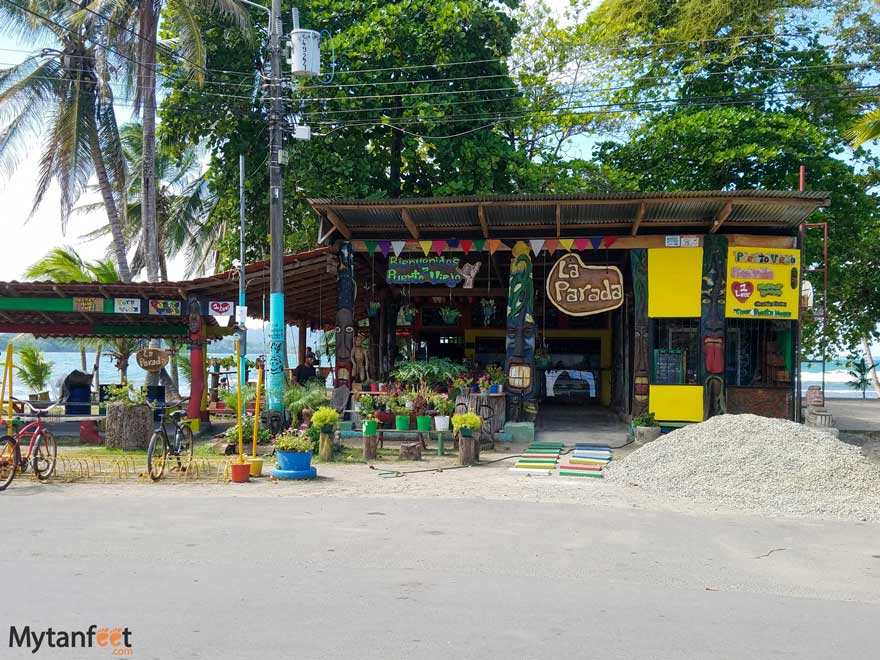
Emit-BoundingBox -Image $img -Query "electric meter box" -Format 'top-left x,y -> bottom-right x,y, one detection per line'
288,29 -> 321,77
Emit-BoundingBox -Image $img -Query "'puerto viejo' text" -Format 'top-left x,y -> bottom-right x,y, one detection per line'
733,251 -> 797,265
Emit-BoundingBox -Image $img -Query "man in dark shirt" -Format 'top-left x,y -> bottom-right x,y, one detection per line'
294,355 -> 319,385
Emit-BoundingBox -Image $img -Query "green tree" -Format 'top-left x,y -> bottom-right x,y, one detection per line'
847,357 -> 876,398
0,1 -> 132,281
15,344 -> 53,394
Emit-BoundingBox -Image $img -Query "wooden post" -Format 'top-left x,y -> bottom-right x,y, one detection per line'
298,322 -> 307,365
630,249 -> 649,418
701,235 -> 728,418
458,433 -> 478,465
187,301 -> 205,431
505,241 -> 537,422
335,241 -> 355,387
319,431 -> 333,462
363,434 -> 379,461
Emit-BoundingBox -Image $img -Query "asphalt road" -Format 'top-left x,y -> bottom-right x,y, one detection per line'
1,490 -> 878,660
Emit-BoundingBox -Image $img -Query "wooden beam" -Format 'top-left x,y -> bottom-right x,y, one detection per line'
555,205 -> 561,238
325,210 -> 352,240
630,203 -> 647,236
710,202 -> 733,233
478,205 -> 490,238
401,208 -> 420,239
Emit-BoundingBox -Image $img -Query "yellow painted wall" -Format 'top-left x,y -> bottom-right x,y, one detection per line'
648,247 -> 703,318
649,385 -> 704,422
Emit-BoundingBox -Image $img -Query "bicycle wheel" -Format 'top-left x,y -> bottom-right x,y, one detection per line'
0,436 -> 17,491
32,431 -> 57,481
176,424 -> 194,468
146,432 -> 168,481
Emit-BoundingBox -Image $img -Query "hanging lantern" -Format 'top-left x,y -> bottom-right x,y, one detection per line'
507,359 -> 533,393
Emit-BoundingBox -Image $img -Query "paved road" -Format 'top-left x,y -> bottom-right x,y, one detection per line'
1,490 -> 878,659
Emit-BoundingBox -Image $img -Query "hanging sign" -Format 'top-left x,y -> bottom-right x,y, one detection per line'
725,247 -> 800,320
209,301 -> 235,317
385,255 -> 463,287
148,300 -> 182,316
114,298 -> 141,314
545,253 -> 624,317
135,348 -> 169,372
72,297 -> 102,312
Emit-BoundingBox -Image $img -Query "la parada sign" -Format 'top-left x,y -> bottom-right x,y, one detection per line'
545,253 -> 624,317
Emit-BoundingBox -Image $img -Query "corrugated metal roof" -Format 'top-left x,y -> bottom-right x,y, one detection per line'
310,191 -> 830,242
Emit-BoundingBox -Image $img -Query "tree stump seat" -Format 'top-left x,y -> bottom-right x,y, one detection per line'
398,442 -> 422,461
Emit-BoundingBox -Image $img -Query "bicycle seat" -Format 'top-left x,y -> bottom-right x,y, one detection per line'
169,410 -> 186,420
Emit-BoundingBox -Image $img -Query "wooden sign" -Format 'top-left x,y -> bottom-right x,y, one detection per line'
208,301 -> 234,317
135,348 -> 169,372
545,254 -> 624,317
385,255 -> 463,287
73,297 -> 102,312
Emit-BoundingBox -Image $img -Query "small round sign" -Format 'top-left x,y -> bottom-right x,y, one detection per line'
135,348 -> 170,373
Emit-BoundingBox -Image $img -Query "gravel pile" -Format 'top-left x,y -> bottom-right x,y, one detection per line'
605,414 -> 880,521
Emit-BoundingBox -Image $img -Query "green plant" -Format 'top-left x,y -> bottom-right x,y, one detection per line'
486,365 -> 507,386
303,425 -> 321,454
104,383 -> 148,406
224,415 -> 271,444
221,384 -> 258,414
452,412 -> 482,433
632,412 -> 657,428
431,394 -> 455,416
273,429 -> 313,453
847,357 -> 876,399
284,382 -> 329,419
14,344 -> 53,393
390,358 -> 466,389
311,406 -> 339,429
357,394 -> 375,415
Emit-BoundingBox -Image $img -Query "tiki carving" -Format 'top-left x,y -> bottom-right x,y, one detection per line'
505,242 -> 537,422
630,249 -> 649,417
335,241 -> 356,387
701,235 -> 728,418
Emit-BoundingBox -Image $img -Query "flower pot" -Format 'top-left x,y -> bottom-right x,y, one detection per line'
480,388 -> 489,394
489,384 -> 500,394
320,424 -> 334,434
395,415 -> 410,431
377,411 -> 394,427
363,420 -> 378,436
276,450 -> 313,472
416,415 -> 432,432
459,428 -> 474,437
471,384 -> 479,393
229,463 -> 251,483
370,383 -> 380,392
434,415 -> 450,432
247,457 -> 264,476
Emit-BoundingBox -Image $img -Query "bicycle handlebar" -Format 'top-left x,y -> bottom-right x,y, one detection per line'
152,399 -> 190,410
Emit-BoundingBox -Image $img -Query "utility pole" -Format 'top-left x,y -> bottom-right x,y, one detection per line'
238,154 -> 248,390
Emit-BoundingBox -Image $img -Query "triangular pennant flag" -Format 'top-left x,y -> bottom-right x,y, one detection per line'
575,238 -> 589,251
419,240 -> 433,256
590,237 -> 603,251
460,239 -> 473,254
432,240 -> 446,255
378,240 -> 391,257
602,236 -> 619,249
487,239 -> 505,255
544,239 -> 558,254
446,238 -> 460,249
559,238 -> 574,251
391,240 -> 407,257
364,240 -> 378,256
473,239 -> 486,252
529,239 -> 545,255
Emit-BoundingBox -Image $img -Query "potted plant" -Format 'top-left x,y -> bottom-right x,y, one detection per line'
15,344 -> 53,401
477,375 -> 490,394
311,406 -> 339,434
392,404 -> 411,430
271,428 -> 317,478
439,306 -> 461,324
431,394 -> 454,432
486,365 -> 506,394
451,376 -> 471,399
362,413 -> 380,436
452,412 -> 482,437
632,412 -> 661,445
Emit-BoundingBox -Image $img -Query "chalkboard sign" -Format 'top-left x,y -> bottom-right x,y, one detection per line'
653,349 -> 686,385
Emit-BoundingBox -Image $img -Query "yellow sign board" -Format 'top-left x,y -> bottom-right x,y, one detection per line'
725,247 -> 800,320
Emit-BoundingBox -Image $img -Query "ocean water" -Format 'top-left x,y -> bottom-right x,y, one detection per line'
6,352 -> 876,400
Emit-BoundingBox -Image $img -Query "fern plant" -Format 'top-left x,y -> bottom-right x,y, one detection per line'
284,382 -> 328,420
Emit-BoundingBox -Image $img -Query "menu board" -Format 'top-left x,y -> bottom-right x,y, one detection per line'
726,247 -> 800,320
653,349 -> 686,385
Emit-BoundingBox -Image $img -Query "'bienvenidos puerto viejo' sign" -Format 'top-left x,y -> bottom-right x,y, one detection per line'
385,256 -> 463,286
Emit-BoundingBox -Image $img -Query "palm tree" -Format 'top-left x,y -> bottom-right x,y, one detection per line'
848,357 -> 877,399
93,0 -> 251,283
15,344 -> 54,395
79,122 -> 220,278
849,108 -> 880,147
0,1 -> 132,281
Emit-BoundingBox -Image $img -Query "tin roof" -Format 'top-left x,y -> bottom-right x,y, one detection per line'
309,191 -> 830,242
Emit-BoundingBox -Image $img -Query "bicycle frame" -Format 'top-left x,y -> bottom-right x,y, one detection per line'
153,412 -> 185,454
13,419 -> 44,461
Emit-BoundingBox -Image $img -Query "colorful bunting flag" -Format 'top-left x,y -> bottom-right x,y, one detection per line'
391,241 -> 407,257
590,237 -> 603,250
460,239 -> 473,254
446,238 -> 460,248
574,237 -> 589,251
487,239 -> 505,255
378,240 -> 392,257
559,238 -> 574,251
544,239 -> 558,254
419,240 -> 433,256
432,240 -> 447,255
602,236 -> 619,249
529,239 -> 545,255
364,240 -> 378,256
473,239 -> 486,252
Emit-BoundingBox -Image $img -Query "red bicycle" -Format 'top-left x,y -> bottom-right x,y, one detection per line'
0,401 -> 58,491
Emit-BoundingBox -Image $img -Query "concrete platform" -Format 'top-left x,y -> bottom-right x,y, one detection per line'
535,401 -> 630,448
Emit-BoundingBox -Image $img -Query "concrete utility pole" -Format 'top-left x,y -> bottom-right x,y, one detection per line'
238,154 -> 248,389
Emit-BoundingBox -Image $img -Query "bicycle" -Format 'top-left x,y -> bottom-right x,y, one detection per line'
0,401 -> 58,492
146,401 -> 193,481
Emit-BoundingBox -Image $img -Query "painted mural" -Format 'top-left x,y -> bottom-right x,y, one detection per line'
335,241 -> 356,387
701,235 -> 728,417
630,249 -> 649,417
505,241 -> 537,421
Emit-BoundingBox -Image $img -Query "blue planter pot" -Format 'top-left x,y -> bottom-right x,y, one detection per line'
489,384 -> 500,394
276,450 -> 313,471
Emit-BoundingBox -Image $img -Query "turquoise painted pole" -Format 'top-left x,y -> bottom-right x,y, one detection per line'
267,292 -> 285,411
238,154 -> 247,390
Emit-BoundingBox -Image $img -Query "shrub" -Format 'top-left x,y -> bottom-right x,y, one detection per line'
105,383 -> 148,406
224,415 -> 272,444
310,406 -> 339,429
285,382 -> 328,419
452,412 -> 482,433
273,428 -> 313,453
632,412 -> 657,428
431,394 -> 455,416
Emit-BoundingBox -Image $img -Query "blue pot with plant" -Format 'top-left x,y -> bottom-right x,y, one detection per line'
271,429 -> 317,479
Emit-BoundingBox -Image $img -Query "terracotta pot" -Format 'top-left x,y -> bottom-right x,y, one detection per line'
229,463 -> 250,483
